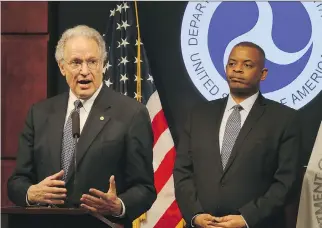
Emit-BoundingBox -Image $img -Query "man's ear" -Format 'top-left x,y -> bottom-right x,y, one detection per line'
58,61 -> 66,77
260,68 -> 268,81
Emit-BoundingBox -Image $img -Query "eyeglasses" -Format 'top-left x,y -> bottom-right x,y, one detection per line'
64,58 -> 100,71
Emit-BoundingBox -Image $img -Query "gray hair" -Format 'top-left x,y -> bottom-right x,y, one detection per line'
55,25 -> 107,63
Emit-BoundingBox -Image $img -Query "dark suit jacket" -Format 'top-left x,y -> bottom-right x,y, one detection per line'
173,94 -> 300,228
7,84 -> 157,228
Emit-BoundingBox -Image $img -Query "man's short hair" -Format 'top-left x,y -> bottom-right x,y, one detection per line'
234,41 -> 266,66
55,25 -> 107,63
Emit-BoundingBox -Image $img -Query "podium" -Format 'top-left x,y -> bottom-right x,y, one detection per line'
1,206 -> 123,228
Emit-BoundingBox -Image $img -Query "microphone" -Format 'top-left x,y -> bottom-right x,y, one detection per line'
71,111 -> 80,139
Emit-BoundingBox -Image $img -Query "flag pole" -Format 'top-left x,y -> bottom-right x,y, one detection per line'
132,1 -> 146,228
134,0 -> 142,103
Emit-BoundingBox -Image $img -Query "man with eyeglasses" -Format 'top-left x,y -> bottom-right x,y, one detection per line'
7,25 -> 156,228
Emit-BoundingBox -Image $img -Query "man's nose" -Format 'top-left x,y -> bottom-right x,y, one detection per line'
233,63 -> 243,73
80,62 -> 90,75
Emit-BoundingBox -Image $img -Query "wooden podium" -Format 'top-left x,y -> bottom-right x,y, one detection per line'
1,206 -> 123,228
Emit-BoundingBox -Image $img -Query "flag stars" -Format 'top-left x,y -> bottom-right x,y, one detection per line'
110,8 -> 116,17
134,75 -> 143,81
119,56 -> 130,66
103,61 -> 112,74
134,92 -> 142,100
147,74 -> 154,83
120,38 -> 130,47
122,2 -> 130,12
120,74 -> 129,82
116,4 -> 123,13
117,41 -> 121,48
134,57 -> 143,63
104,78 -> 113,87
135,39 -> 143,46
121,20 -> 130,30
116,23 -> 122,30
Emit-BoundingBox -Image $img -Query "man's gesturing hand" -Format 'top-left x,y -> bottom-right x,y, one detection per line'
27,170 -> 67,205
80,175 -> 123,216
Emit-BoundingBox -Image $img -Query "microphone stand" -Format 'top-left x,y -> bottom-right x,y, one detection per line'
71,110 -> 80,192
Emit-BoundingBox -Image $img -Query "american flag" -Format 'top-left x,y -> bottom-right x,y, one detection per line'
103,2 -> 184,228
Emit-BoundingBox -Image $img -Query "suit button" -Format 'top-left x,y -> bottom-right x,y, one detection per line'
221,183 -> 225,187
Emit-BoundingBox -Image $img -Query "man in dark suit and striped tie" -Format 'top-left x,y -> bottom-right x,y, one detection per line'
7,25 -> 156,228
174,42 -> 300,228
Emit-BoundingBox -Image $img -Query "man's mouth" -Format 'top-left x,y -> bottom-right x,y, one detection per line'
78,79 -> 92,84
229,77 -> 244,83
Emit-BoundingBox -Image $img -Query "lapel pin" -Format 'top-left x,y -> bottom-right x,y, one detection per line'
100,116 -> 104,121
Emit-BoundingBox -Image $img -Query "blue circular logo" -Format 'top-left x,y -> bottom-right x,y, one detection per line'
181,2 -> 322,109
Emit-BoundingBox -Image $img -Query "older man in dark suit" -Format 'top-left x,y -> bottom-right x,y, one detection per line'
7,25 -> 156,228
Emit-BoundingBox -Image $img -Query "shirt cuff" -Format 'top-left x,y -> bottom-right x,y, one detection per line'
191,214 -> 200,227
26,192 -> 41,207
241,215 -> 249,228
26,193 -> 31,206
112,197 -> 126,218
